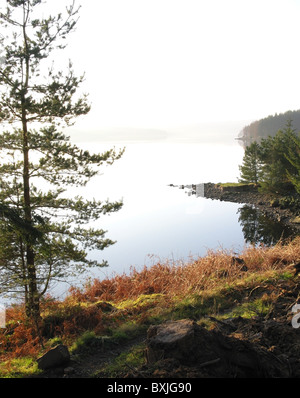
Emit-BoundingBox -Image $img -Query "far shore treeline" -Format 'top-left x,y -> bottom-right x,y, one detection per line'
238,109 -> 300,145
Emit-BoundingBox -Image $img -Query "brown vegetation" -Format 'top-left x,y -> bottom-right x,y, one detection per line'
0,237 -> 299,377
72,236 -> 300,302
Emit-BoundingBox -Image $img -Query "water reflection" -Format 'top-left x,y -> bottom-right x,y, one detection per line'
175,183 -> 296,247
237,205 -> 296,246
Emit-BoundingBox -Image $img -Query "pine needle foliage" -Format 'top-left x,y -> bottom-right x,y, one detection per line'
239,121 -> 300,193
0,0 -> 124,319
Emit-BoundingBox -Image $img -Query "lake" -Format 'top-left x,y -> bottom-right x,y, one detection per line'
49,130 -> 293,297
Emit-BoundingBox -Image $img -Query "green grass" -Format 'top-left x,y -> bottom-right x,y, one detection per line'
219,297 -> 272,320
70,322 -> 147,356
116,293 -> 164,310
0,357 -> 42,378
70,330 -> 104,354
94,344 -> 146,378
1,236 -> 298,378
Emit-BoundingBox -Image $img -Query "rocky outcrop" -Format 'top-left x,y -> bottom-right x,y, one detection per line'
145,319 -> 290,378
37,344 -> 70,370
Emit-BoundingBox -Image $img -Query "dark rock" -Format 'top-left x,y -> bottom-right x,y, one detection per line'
145,319 -> 290,377
240,265 -> 248,272
231,256 -> 245,265
231,257 -> 248,272
37,344 -> 70,370
146,320 -> 198,365
294,262 -> 300,276
93,301 -> 116,312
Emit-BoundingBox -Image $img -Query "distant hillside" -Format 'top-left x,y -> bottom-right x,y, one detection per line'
238,109 -> 300,146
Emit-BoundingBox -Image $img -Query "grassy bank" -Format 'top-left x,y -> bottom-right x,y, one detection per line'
0,237 -> 299,377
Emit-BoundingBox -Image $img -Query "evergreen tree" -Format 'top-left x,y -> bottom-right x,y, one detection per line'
285,133 -> 300,194
238,141 -> 262,184
0,1 -> 123,320
259,122 -> 298,192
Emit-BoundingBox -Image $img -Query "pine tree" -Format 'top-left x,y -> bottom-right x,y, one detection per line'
238,141 -> 262,184
286,133 -> 300,194
259,122 -> 298,192
0,1 -> 124,320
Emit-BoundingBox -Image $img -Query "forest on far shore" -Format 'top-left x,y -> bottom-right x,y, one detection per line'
238,109 -> 300,145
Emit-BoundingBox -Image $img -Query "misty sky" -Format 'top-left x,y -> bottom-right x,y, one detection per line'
7,0 -> 300,134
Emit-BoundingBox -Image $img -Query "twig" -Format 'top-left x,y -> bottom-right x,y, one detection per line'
248,284 -> 267,298
198,358 -> 221,368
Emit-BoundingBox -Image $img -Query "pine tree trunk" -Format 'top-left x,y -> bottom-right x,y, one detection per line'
21,95 -> 40,320
19,237 -> 29,316
20,5 -> 40,320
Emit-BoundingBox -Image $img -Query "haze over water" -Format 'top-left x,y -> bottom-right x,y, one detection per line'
49,123 -> 252,297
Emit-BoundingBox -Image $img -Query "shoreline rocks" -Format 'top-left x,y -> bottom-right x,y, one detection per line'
205,183 -> 299,232
171,182 -> 300,233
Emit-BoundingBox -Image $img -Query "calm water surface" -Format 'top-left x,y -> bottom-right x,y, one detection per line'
0,133 -> 294,304
49,136 -> 293,297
